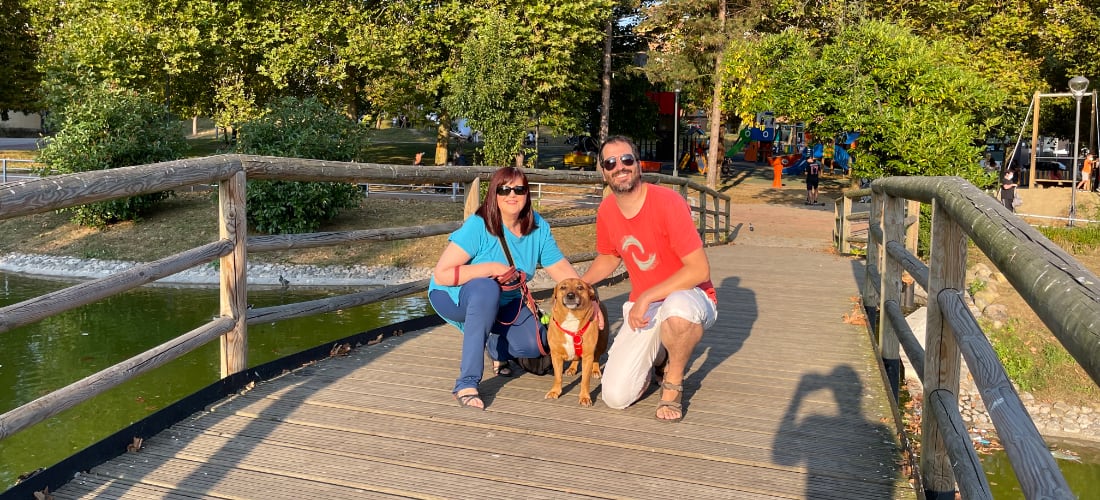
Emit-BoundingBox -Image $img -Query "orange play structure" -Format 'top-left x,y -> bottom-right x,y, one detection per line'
769,154 -> 801,188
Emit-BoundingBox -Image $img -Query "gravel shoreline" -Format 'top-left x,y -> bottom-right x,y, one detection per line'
904,262 -> 1100,450
0,252 -> 435,287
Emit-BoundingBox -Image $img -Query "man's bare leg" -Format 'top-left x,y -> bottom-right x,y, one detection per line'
657,316 -> 703,421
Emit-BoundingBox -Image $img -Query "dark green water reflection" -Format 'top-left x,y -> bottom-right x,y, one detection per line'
982,438 -> 1100,499
0,271 -> 431,490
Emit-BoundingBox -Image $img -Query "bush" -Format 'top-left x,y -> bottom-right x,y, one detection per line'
236,97 -> 367,234
37,86 -> 185,227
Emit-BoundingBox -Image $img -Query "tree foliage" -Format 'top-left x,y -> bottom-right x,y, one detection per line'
37,85 -> 185,227
0,0 -> 41,120
444,10 -> 531,166
235,97 -> 366,234
444,1 -> 612,166
726,21 -> 1004,185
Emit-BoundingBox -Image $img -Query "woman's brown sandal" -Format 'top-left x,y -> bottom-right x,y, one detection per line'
454,392 -> 485,410
655,381 -> 684,423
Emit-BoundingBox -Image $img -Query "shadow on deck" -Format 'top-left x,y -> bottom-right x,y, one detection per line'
46,244 -> 911,499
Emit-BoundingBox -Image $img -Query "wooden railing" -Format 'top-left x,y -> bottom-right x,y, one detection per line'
0,154 -> 730,443
842,176 -> 1099,499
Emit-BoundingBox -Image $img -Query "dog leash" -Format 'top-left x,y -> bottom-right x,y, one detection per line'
496,232 -> 548,356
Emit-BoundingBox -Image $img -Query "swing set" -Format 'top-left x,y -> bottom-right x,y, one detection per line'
1009,90 -> 1099,189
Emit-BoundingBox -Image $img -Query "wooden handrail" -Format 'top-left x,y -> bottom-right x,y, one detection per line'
0,155 -> 732,445
854,176 -> 1095,498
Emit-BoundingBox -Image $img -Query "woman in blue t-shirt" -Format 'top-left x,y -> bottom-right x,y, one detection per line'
429,166 -> 580,410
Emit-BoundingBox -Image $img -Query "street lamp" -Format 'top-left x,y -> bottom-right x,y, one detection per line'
673,84 -> 681,177
1069,76 -> 1089,226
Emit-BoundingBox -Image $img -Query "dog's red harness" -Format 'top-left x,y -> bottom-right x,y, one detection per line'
553,317 -> 594,357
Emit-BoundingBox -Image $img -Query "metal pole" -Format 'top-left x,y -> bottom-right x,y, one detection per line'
1071,95 -> 1081,227
673,88 -> 680,177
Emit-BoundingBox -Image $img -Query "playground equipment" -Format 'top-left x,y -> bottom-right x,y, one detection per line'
726,128 -> 752,157
769,153 -> 801,187
810,134 -> 856,174
1012,90 -> 1099,189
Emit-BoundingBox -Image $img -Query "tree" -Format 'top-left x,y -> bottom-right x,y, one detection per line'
37,85 -> 186,227
603,8 -> 660,142
638,0 -> 760,188
0,0 -> 40,120
235,97 -> 366,234
444,10 -> 532,166
726,21 -> 1005,186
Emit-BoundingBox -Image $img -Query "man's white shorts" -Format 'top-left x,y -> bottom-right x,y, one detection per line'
601,287 -> 718,409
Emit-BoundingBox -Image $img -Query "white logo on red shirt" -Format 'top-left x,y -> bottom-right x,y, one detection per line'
622,235 -> 657,270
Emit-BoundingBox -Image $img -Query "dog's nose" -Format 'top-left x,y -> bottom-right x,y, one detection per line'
565,292 -> 576,300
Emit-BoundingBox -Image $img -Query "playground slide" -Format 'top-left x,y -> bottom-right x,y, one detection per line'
726,128 -> 752,157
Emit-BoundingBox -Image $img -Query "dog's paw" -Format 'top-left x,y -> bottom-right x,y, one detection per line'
564,366 -> 578,376
591,366 -> 602,378
545,389 -> 562,400
578,394 -> 594,406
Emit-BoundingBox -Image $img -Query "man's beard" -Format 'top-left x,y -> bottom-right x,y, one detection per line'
608,170 -> 641,194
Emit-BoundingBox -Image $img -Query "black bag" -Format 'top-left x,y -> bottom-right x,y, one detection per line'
516,353 -> 552,375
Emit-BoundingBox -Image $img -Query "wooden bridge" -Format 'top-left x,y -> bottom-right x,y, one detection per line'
6,156 -> 1098,499
37,242 -> 910,499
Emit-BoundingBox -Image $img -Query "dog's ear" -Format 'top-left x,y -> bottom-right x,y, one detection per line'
586,284 -> 597,302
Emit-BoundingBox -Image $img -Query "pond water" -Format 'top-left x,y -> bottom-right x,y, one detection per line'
1,272 -> 1097,495
0,271 -> 432,490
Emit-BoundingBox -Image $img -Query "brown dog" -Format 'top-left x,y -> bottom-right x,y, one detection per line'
545,278 -> 609,406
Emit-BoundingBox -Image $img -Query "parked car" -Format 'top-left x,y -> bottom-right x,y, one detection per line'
563,135 -> 599,170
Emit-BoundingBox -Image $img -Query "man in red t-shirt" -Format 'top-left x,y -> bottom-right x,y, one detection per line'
581,136 -> 718,422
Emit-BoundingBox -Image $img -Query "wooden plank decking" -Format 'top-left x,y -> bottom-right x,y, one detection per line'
51,243 -> 911,499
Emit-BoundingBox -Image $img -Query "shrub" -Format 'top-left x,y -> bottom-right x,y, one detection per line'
37,86 -> 185,227
236,97 -> 368,234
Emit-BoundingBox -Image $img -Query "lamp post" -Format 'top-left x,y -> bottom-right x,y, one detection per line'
1069,76 -> 1089,227
673,84 -> 681,177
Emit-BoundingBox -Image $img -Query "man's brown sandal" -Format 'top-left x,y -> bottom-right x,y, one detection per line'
656,381 -> 684,423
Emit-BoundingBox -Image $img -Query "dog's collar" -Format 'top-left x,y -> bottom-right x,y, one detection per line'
553,317 -> 593,357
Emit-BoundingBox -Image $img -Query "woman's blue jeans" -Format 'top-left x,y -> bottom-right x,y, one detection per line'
429,278 -> 546,394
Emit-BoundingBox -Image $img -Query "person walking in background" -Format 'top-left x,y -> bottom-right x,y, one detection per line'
1001,167 -> 1019,212
581,135 -> 718,422
428,167 -> 580,410
805,156 -> 821,206
1077,153 -> 1094,191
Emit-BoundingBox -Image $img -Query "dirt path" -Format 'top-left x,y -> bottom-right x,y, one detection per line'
711,158 -> 856,250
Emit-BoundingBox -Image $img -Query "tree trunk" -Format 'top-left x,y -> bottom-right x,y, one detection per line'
705,0 -> 728,190
599,17 -> 613,143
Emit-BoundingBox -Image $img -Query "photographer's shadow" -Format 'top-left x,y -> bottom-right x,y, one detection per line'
773,365 -> 898,498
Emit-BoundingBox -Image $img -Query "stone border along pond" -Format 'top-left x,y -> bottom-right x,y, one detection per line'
904,261 -> 1100,460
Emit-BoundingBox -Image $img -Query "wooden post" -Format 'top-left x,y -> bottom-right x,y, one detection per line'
862,191 -> 882,322
921,199 -> 966,499
839,194 -> 853,253
724,196 -> 731,243
698,190 -> 707,242
1030,92 -> 1040,189
879,194 -> 905,400
463,176 -> 480,220
219,171 -> 248,378
904,199 -> 921,309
